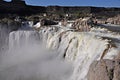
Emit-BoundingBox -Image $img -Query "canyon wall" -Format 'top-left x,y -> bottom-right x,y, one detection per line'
0,0 -> 120,18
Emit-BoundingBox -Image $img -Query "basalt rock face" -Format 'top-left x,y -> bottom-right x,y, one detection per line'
91,7 -> 120,18
87,59 -> 120,80
46,6 -> 91,14
0,0 -> 46,17
0,0 -> 120,18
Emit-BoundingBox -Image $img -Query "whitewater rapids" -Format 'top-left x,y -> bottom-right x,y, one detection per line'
0,23 -> 120,80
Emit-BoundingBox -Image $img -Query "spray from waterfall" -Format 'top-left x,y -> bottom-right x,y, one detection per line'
0,28 -> 73,80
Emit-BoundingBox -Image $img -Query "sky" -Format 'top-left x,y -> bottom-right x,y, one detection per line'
5,0 -> 120,7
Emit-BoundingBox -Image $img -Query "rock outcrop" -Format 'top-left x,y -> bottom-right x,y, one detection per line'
93,18 -> 107,24
107,15 -> 120,25
33,19 -> 58,30
0,0 -> 120,19
59,19 -> 68,27
87,59 -> 120,80
72,17 -> 93,31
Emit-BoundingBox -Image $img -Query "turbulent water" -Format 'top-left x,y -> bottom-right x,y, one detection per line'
0,22 -> 120,80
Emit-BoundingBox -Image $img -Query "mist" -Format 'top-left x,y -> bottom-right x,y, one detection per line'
0,31 -> 73,80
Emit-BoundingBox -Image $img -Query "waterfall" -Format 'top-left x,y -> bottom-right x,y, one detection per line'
8,30 -> 40,51
0,24 -> 73,80
0,21 -> 20,53
0,22 -> 120,80
0,24 -> 9,53
41,26 -> 120,80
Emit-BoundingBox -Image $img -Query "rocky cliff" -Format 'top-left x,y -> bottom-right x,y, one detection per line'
0,0 -> 46,17
0,0 -> 120,18
87,59 -> 120,80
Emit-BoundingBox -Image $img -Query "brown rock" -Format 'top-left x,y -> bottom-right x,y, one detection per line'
113,60 -> 120,80
60,19 -> 68,27
107,15 -> 120,25
72,17 -> 93,32
87,59 -> 120,80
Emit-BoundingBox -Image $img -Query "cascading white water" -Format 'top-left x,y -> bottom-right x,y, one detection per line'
0,24 -> 9,53
8,30 -> 40,51
0,22 -> 120,80
0,25 -> 73,80
40,25 -> 120,80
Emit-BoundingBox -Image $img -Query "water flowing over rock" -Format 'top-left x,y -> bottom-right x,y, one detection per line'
0,24 -> 73,80
0,20 -> 21,53
9,30 -> 40,51
0,20 -> 120,80
38,25 -> 120,80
